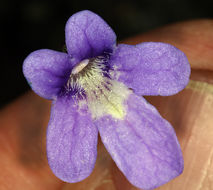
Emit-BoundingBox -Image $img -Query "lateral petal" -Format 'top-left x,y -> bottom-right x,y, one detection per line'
23,49 -> 73,99
110,42 -> 190,96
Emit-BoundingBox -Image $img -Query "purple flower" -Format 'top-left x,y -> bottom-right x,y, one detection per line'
23,10 -> 190,190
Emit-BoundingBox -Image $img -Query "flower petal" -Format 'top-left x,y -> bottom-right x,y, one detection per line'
23,49 -> 73,99
65,10 -> 116,61
95,93 -> 183,190
111,42 -> 190,96
47,97 -> 98,183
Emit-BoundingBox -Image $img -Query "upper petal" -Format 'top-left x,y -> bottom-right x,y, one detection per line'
95,93 -> 183,190
65,10 -> 116,61
47,96 -> 98,183
110,42 -> 190,96
23,49 -> 73,99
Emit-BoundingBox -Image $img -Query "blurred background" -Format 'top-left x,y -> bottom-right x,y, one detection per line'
1,0 -> 213,108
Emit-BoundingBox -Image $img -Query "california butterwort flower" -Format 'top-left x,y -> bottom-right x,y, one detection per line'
23,10 -> 190,190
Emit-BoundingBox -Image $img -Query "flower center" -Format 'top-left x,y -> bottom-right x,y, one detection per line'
71,59 -> 89,74
66,56 -> 130,119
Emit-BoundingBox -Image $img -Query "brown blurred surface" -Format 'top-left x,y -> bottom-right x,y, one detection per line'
1,19 -> 213,190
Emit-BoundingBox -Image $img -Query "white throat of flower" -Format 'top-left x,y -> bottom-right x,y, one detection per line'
67,57 -> 130,119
